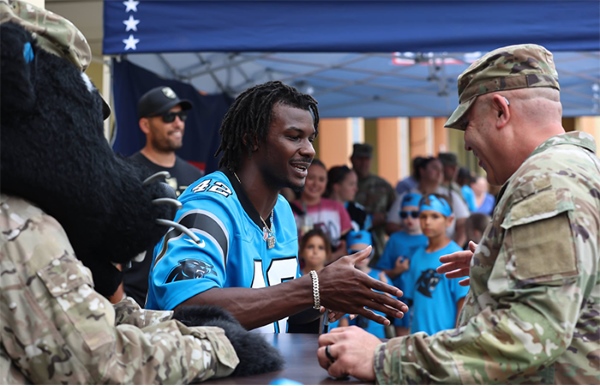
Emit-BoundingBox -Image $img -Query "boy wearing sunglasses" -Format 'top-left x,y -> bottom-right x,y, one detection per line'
125,86 -> 204,307
401,194 -> 468,336
375,193 -> 428,336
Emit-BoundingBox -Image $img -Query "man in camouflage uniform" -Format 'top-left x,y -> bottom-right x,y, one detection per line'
317,44 -> 600,384
351,143 -> 397,265
0,0 -> 239,383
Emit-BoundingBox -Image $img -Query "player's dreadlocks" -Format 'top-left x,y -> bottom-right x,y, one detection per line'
216,80 -> 319,171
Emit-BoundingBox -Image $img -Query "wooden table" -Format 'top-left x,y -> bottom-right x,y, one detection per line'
204,333 -> 372,385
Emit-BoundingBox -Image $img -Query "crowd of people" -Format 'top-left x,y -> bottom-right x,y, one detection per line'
128,83 -> 492,333
279,148 -> 492,337
119,78 -> 497,340
86,46 -> 600,384
3,1 -> 597,381
111,40 -> 597,381
128,44 -> 598,384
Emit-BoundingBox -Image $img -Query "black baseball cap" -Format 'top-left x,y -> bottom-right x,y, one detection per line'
137,86 -> 192,119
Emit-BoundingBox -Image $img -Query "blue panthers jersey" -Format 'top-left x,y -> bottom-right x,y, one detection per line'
145,169 -> 300,333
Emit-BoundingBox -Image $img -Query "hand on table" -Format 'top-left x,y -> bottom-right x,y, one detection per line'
317,326 -> 381,381
437,240 -> 477,286
318,246 -> 408,326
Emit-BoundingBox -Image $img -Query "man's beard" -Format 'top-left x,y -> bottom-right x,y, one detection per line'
153,137 -> 182,153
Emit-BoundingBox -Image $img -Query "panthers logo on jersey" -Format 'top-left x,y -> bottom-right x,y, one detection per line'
415,268 -> 440,298
166,259 -> 214,283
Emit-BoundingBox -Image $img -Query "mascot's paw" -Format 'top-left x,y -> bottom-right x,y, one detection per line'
173,305 -> 284,377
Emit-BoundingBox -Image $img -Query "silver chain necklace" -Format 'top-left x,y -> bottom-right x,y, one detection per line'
233,171 -> 276,249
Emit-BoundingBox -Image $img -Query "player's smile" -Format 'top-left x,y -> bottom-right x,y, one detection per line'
260,103 -> 316,190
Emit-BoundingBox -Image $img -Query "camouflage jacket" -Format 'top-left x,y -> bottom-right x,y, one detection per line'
0,194 -> 239,384
374,132 -> 600,384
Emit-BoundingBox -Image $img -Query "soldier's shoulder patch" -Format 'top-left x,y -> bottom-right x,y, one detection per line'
502,189 -> 578,283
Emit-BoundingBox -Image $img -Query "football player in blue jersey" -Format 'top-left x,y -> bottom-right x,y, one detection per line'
146,81 -> 407,333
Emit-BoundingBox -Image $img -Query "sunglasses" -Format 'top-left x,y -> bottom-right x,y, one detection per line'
160,111 -> 188,123
399,210 -> 420,219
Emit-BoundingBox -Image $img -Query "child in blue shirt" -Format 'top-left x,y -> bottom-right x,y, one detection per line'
376,193 -> 428,336
403,194 -> 469,336
330,230 -> 394,339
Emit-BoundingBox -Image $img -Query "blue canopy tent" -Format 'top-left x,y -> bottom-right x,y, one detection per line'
103,0 -> 600,172
104,1 -> 599,53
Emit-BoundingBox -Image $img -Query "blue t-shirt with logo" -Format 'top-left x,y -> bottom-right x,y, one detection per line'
403,240 -> 469,335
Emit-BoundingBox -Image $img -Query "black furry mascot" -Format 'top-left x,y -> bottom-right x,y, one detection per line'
0,0 -> 282,382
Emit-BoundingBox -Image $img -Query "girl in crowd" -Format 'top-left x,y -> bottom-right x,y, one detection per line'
288,228 -> 332,334
325,165 -> 372,232
299,228 -> 332,276
293,159 -> 352,263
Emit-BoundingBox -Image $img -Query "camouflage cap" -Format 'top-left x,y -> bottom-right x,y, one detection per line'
0,0 -> 110,118
445,44 -> 560,130
0,0 -> 91,71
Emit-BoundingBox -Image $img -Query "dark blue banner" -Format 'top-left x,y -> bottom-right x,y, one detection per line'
111,59 -> 232,174
104,1 -> 600,55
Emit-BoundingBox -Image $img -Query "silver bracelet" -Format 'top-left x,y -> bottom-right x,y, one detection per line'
309,270 -> 321,310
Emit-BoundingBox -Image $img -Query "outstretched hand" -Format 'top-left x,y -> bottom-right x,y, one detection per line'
437,240 -> 477,286
317,246 -> 407,326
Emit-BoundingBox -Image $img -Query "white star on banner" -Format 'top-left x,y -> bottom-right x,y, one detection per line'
123,0 -> 139,12
123,15 -> 140,31
123,34 -> 140,50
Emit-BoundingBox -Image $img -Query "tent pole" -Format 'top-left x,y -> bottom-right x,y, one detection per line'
102,55 -> 113,142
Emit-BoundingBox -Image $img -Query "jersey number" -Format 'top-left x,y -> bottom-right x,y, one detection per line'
251,257 -> 298,333
192,179 -> 232,197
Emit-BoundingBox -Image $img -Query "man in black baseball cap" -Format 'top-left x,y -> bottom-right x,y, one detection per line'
137,86 -> 192,119
125,86 -> 202,306
134,86 -> 194,168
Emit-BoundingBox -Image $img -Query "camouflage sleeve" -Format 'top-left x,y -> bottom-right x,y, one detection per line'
0,197 -> 238,384
373,179 -> 596,384
374,275 -> 584,384
113,295 -> 173,328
